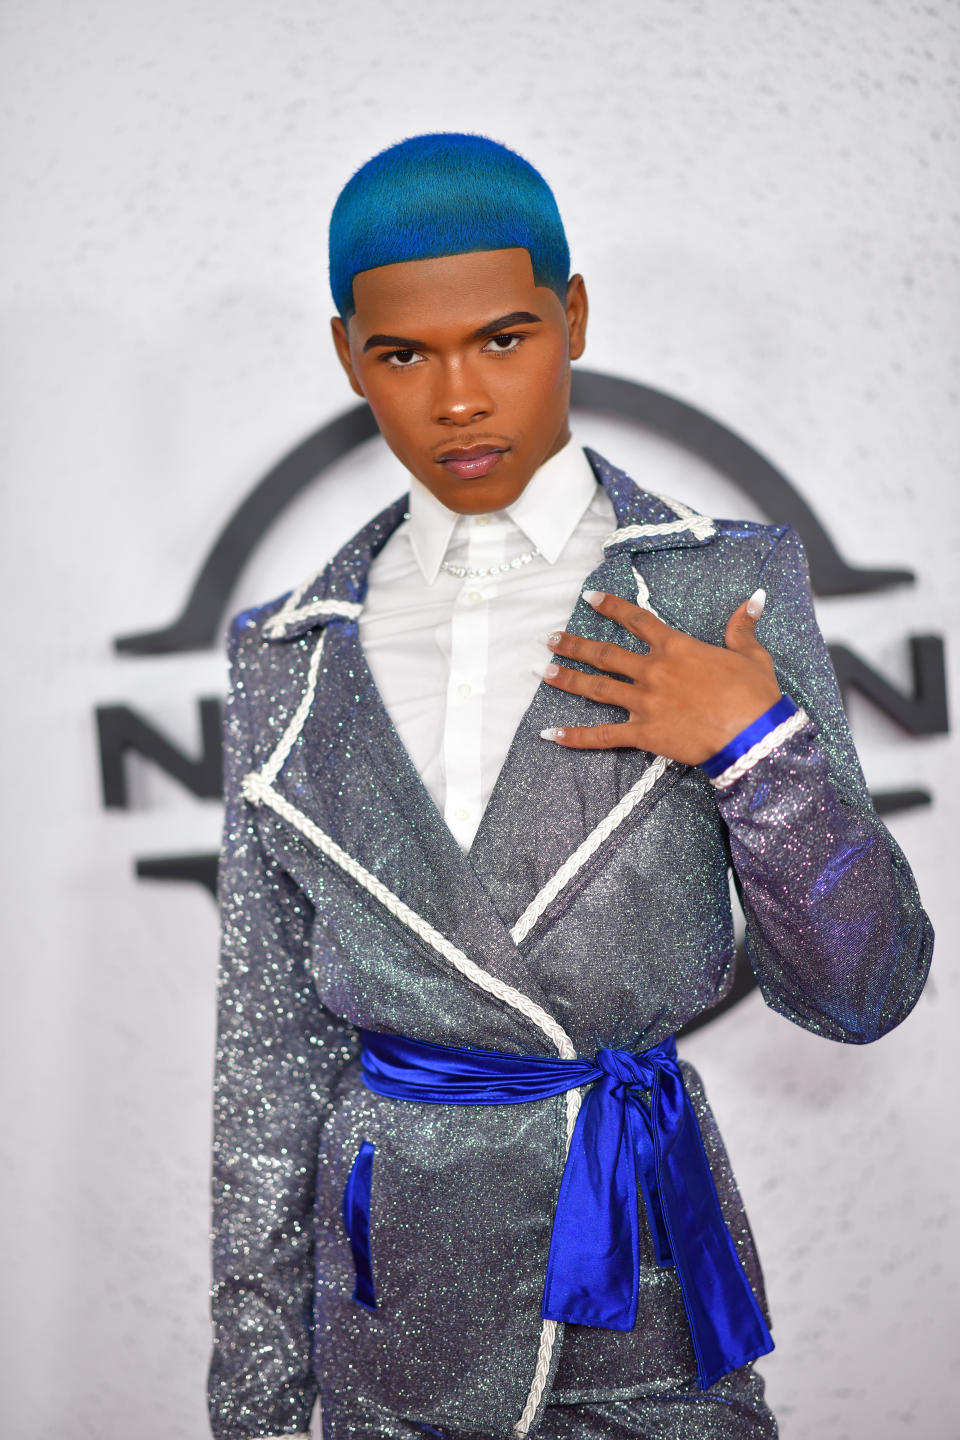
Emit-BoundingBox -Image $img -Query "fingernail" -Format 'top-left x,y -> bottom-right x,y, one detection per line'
540,727 -> 566,741
582,589 -> 605,607
746,588 -> 766,619
544,631 -> 563,648
534,662 -> 560,679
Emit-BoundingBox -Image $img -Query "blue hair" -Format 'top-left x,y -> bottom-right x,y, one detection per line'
329,133 -> 570,318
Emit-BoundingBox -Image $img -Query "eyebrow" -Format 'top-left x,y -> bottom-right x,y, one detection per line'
362,310 -> 543,353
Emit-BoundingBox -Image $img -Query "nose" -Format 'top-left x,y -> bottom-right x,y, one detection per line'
431,356 -> 493,427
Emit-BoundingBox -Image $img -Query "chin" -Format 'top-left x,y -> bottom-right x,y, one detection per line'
441,479 -> 532,514
428,461 -> 537,515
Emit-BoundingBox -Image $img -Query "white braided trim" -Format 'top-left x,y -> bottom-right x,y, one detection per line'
258,631 -> 328,785
243,773 -> 578,1061
514,1318 -> 559,1436
513,563 -> 676,1432
262,597 -> 362,637
510,754 -> 670,945
710,708 -> 810,789
604,513 -> 716,546
260,562 -> 330,634
245,768 -> 579,1431
245,616 -> 616,1433
604,492 -> 715,549
511,567 -> 671,949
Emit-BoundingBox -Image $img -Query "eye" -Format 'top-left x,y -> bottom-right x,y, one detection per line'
384,348 -> 422,368
483,333 -> 523,354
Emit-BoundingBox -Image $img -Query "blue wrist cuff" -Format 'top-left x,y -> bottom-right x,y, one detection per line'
699,695 -> 798,779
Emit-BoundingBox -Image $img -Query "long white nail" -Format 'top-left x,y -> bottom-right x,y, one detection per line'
540,727 -> 566,741
543,631 -> 564,647
534,661 -> 560,679
582,589 -> 605,608
746,588 -> 766,619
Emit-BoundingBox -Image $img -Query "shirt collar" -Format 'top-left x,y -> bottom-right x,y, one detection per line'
406,435 -> 598,584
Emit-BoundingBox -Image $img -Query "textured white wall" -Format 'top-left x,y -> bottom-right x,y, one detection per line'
1,2 -> 957,1437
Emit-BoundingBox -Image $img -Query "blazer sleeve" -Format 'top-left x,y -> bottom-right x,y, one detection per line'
714,527 -> 934,1043
208,616 -> 359,1438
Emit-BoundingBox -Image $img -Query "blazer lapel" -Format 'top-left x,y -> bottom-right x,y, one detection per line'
465,552 -> 668,928
259,488 -> 558,1011
466,450 -> 716,931
306,620 -> 556,1004
257,449 -> 717,1008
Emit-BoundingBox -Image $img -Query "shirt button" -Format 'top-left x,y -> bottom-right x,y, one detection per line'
456,682 -> 472,700
453,807 -> 469,821
466,590 -> 484,605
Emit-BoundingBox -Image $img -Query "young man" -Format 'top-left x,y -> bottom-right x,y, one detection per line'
208,134 -> 932,1440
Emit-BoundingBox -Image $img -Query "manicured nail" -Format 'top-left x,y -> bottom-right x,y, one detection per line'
544,631 -> 563,648
746,588 -> 766,619
540,727 -> 566,741
534,662 -> 560,679
582,590 -> 605,608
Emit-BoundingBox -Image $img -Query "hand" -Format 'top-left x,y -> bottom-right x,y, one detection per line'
538,588 -> 782,765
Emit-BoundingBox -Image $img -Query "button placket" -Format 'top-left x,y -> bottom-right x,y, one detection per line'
442,520 -> 505,849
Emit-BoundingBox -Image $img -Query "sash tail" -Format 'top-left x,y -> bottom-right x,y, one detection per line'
359,1029 -> 773,1388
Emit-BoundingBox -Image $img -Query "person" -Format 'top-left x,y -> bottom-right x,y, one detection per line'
207,133 -> 933,1440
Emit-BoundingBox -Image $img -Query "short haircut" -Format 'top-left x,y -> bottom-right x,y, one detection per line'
329,132 -> 570,318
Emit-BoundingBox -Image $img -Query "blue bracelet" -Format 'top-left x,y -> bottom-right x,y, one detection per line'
698,695 -> 798,779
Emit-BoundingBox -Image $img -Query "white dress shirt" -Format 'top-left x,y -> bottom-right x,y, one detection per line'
359,437 -> 616,850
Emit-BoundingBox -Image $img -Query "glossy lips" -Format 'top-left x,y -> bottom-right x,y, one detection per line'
437,445 -> 506,480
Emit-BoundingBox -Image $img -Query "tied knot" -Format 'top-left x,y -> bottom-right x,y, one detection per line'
595,1046 -> 656,1091
594,1039 -> 678,1095
359,1026 -> 772,1388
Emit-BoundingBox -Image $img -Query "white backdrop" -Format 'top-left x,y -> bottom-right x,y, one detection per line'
2,2 -> 958,1437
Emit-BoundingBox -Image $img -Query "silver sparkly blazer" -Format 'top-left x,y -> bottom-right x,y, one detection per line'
208,450 -> 933,1439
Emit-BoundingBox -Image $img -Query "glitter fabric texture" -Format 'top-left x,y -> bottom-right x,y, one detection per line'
208,451 -> 933,1438
320,1362 -> 776,1438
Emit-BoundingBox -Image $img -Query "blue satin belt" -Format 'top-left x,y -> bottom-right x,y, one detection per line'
359,1028 -> 773,1390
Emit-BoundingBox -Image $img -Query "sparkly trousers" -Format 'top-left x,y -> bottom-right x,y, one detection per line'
320,1364 -> 778,1439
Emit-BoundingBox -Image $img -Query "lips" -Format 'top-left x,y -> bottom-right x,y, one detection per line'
437,445 -> 507,481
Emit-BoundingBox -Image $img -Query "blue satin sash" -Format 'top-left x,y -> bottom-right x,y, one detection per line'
341,1139 -> 377,1310
360,1028 -> 773,1390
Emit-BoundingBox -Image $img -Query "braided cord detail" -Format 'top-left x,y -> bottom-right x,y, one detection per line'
245,769 -> 579,1428
710,708 -> 810,788
262,561 -> 331,634
260,577 -> 320,637
623,489 -> 714,542
510,755 -> 670,946
245,599 -> 648,1434
510,566 -> 671,948
243,774 -> 578,1060
243,765 -> 580,1434
512,1083 -> 585,1438
259,632 -> 328,785
263,597 -> 362,637
604,515 -> 715,545
603,491 -> 716,549
514,1319 -> 559,1436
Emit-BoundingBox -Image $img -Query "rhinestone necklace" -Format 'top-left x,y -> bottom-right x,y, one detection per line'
440,547 -> 540,580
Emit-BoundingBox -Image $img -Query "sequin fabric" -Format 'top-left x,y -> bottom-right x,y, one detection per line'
320,1362 -> 776,1438
208,451 -> 933,1438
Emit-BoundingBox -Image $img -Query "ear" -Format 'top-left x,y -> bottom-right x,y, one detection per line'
565,274 -> 588,362
330,315 -> 366,398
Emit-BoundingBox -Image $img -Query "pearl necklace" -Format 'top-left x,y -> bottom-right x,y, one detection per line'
440,547 -> 540,580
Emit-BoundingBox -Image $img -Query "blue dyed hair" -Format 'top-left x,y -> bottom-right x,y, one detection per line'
329,133 -> 570,318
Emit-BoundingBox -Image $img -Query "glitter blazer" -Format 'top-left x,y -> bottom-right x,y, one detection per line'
209,450 -> 933,1440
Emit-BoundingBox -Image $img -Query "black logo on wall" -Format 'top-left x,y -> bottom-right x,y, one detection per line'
95,371 -> 948,1032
